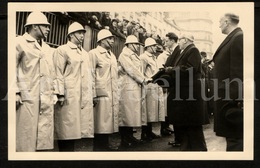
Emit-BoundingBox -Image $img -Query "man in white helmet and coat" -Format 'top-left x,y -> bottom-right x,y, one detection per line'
53,22 -> 94,151
89,29 -> 119,151
140,37 -> 165,142
118,35 -> 150,147
16,11 -> 58,152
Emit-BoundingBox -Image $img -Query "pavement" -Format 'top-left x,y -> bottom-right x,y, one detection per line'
51,116 -> 226,152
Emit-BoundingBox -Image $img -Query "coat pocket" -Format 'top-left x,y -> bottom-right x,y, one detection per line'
95,81 -> 108,97
17,81 -> 31,101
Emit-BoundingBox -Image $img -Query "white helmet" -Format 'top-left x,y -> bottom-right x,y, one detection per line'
24,11 -> 50,27
97,29 -> 114,42
125,35 -> 142,45
144,37 -> 157,48
67,22 -> 86,37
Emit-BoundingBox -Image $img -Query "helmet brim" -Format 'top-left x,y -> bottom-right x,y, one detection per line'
124,42 -> 143,45
24,23 -> 51,28
97,34 -> 115,43
67,29 -> 86,37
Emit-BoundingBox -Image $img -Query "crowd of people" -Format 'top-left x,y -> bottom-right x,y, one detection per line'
15,11 -> 243,152
55,12 -> 156,44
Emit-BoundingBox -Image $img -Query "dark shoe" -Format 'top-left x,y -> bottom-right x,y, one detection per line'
121,136 -> 143,147
127,136 -> 143,145
160,128 -> 172,136
168,141 -> 181,147
106,145 -> 119,151
149,132 -> 161,139
141,133 -> 153,142
120,140 -> 132,147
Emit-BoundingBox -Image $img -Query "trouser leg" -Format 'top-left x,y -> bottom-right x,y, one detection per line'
226,137 -> 243,151
93,134 -> 109,151
58,140 -> 75,152
179,125 -> 207,151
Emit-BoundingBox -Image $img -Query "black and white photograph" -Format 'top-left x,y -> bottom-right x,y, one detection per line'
7,2 -> 254,160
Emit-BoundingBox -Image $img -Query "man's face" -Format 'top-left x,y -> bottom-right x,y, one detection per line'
36,24 -> 50,39
102,36 -> 114,49
219,16 -> 229,34
165,36 -> 174,49
112,21 -> 118,27
178,37 -> 186,50
123,21 -> 128,26
71,30 -> 85,44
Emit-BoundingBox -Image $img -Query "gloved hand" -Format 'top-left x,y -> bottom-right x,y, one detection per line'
93,97 -> 99,107
143,78 -> 153,85
58,95 -> 65,106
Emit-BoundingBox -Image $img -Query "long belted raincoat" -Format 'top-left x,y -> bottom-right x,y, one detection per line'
140,51 -> 165,122
118,47 -> 147,127
89,46 -> 119,134
16,33 -> 56,151
53,41 -> 94,139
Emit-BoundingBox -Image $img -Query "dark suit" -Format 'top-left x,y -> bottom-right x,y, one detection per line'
212,27 -> 243,151
169,44 -> 207,151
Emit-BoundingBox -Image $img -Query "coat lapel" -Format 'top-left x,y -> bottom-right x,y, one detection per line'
174,44 -> 194,66
213,28 -> 242,59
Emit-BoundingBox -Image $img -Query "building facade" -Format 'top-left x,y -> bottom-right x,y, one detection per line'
167,12 -> 213,58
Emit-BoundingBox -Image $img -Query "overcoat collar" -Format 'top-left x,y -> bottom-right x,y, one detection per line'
174,44 -> 195,66
23,32 -> 43,50
213,27 -> 242,59
123,46 -> 140,60
67,41 -> 78,49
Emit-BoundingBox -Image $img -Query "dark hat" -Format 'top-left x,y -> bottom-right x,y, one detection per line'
225,107 -> 243,126
111,18 -> 120,23
131,20 -> 136,25
123,18 -> 129,22
222,102 -> 243,126
154,74 -> 173,88
156,45 -> 164,53
152,69 -> 173,88
166,32 -> 178,40
200,51 -> 207,57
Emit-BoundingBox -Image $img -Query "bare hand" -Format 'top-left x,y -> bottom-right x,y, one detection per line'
16,93 -> 23,105
53,95 -> 58,105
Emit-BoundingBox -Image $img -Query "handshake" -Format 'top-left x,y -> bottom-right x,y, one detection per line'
142,78 -> 153,85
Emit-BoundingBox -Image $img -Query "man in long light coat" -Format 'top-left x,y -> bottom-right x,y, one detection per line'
16,12 -> 57,152
140,37 -> 165,142
118,35 -> 149,147
89,29 -> 119,151
53,22 -> 94,151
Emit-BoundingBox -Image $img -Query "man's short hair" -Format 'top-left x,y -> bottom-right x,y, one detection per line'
225,13 -> 239,25
166,32 -> 178,42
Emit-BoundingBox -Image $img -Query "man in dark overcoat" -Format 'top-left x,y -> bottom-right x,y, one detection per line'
162,32 -> 182,146
165,33 -> 208,151
212,13 -> 243,151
